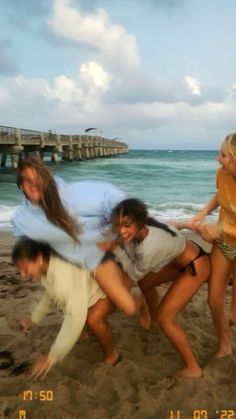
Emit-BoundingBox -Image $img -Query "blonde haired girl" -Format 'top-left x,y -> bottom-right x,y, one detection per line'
191,133 -> 236,357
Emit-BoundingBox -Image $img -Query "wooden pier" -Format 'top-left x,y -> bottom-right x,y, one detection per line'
0,125 -> 128,168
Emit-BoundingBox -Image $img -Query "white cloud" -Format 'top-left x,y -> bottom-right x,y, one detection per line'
185,76 -> 201,96
7,59 -> 111,106
49,0 -> 140,72
1,72 -> 236,133
1,0 -> 235,149
79,61 -> 112,92
51,60 -> 111,104
1,72 -> 236,150
14,75 -> 52,98
53,75 -> 84,103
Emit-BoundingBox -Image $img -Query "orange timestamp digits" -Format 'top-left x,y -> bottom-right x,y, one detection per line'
22,389 -> 54,401
168,409 -> 235,418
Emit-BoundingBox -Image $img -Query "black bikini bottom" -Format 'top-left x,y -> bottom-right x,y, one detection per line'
179,242 -> 209,276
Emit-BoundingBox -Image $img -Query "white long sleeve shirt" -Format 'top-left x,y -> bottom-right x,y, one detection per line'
13,178 -> 125,270
31,255 -> 106,363
113,225 -> 186,282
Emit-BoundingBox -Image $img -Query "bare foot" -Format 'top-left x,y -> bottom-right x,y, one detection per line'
174,366 -> 203,378
214,348 -> 233,358
104,351 -> 122,367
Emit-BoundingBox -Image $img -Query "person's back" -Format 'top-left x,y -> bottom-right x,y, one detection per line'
114,224 -> 185,282
39,254 -> 106,316
12,237 -> 119,378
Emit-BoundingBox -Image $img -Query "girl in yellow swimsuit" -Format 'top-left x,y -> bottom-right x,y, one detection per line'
190,133 -> 236,358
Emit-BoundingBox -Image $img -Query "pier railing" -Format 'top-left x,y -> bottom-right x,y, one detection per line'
0,125 -> 128,168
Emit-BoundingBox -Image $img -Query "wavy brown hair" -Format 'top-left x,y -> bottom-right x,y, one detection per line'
17,157 -> 80,241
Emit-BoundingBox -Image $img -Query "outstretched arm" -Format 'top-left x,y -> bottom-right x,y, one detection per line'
169,220 -> 195,230
195,223 -> 222,243
189,192 -> 219,229
19,291 -> 51,336
165,193 -> 219,232
30,270 -> 89,379
31,292 -> 52,324
196,220 -> 236,243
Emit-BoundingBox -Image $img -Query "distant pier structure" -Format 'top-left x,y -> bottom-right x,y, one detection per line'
0,125 -> 128,168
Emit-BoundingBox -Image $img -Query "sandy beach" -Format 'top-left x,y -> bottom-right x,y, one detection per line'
0,231 -> 236,419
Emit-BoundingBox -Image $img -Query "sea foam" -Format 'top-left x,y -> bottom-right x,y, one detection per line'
0,205 -> 17,231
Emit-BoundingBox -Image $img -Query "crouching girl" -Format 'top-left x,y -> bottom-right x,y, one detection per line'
110,199 -> 211,378
12,237 -> 119,379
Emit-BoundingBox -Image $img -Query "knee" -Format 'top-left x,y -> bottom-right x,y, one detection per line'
156,310 -> 171,329
87,310 -> 101,329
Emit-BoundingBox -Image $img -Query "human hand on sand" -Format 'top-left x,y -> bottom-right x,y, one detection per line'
30,355 -> 55,380
20,318 -> 33,333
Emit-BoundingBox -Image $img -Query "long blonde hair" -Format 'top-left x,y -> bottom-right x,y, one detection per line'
17,157 -> 80,241
224,133 -> 236,161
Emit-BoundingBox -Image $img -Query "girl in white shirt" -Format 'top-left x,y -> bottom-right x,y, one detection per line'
12,237 -> 120,379
110,198 -> 211,378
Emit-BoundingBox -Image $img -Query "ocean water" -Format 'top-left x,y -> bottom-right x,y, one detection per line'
0,150 -> 218,231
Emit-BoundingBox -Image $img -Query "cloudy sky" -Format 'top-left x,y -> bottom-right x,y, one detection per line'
1,0 -> 236,149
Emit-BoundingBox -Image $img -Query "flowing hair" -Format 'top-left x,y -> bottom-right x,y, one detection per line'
111,198 -> 176,237
17,157 -> 80,242
224,133 -> 236,161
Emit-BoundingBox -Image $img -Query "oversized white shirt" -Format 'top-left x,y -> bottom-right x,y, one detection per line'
31,255 -> 106,363
113,225 -> 186,282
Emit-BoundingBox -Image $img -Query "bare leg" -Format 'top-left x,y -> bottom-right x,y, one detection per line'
136,290 -> 151,330
87,297 -> 119,365
208,244 -> 232,357
138,263 -> 180,328
94,259 -> 137,316
122,273 -> 151,329
156,255 -> 210,377
231,262 -> 236,325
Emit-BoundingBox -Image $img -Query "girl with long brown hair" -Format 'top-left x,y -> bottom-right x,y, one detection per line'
12,157 -> 138,316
